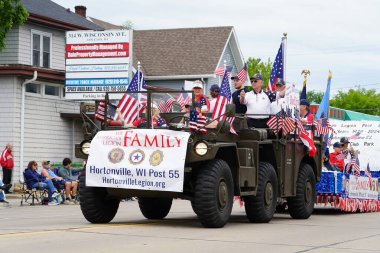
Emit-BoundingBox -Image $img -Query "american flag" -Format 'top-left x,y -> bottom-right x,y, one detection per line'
211,66 -> 236,134
267,109 -> 285,134
189,109 -> 207,134
214,66 -> 225,76
327,133 -> 334,147
282,108 -> 295,135
236,64 -> 247,83
315,118 -> 332,136
154,117 -> 167,127
350,156 -> 361,176
295,117 -> 305,134
95,101 -> 117,122
349,132 -> 361,140
267,42 -> 284,91
117,70 -> 147,123
365,163 -> 372,187
176,89 -> 192,109
158,94 -> 177,113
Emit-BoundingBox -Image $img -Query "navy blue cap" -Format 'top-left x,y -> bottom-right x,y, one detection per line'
300,99 -> 310,107
333,142 -> 343,148
340,137 -> 350,144
250,73 -> 263,81
231,75 -> 240,80
276,78 -> 285,86
210,84 -> 220,92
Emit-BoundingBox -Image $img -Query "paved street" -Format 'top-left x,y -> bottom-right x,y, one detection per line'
0,198 -> 379,253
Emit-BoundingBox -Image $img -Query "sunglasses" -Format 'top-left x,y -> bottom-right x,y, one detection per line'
252,80 -> 258,83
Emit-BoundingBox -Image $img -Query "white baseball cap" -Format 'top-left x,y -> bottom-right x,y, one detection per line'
192,80 -> 203,89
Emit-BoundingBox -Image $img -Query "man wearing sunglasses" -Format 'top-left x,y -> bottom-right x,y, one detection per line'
240,73 -> 283,128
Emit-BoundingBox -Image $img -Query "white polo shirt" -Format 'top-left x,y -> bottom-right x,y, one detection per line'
243,90 -> 276,119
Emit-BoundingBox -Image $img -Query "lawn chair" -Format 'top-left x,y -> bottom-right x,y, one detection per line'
20,171 -> 48,206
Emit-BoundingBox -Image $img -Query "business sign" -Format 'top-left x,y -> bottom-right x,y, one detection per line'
65,30 -> 132,100
86,129 -> 191,192
329,120 -> 380,171
345,176 -> 379,200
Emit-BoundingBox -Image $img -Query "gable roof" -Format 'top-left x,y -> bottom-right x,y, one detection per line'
21,0 -> 102,30
133,26 -> 233,77
88,17 -> 123,30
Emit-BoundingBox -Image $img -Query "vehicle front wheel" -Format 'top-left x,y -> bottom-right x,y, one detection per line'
244,162 -> 278,223
193,159 -> 234,228
138,197 -> 173,219
287,163 -> 316,219
79,169 -> 120,223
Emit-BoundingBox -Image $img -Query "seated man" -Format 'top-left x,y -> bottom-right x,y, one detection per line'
40,160 -> 73,205
0,178 -> 12,204
24,161 -> 59,205
329,142 -> 345,172
58,158 -> 80,204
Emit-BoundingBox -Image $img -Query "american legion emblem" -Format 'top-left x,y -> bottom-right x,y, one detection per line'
149,150 -> 164,166
108,148 -> 125,164
129,149 -> 145,165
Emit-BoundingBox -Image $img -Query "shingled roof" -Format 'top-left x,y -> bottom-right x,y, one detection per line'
21,0 -> 102,30
133,26 -> 233,77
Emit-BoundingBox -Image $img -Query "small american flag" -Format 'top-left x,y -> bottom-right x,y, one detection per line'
267,110 -> 284,134
189,109 -> 207,134
214,66 -> 225,76
158,95 -> 177,113
177,89 -> 192,109
236,64 -> 247,83
117,70 -> 147,123
349,132 -> 361,140
328,133 -> 334,147
282,109 -> 295,135
365,163 -> 372,187
95,101 -> 117,122
315,118 -> 332,136
267,41 -> 284,91
350,156 -> 361,176
155,117 -> 167,127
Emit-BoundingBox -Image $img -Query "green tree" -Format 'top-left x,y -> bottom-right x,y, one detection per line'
306,90 -> 324,104
0,0 -> 28,51
246,57 -> 272,88
330,88 -> 380,116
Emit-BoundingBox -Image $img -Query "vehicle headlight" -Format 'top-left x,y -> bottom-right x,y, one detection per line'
80,141 -> 91,155
194,142 -> 208,156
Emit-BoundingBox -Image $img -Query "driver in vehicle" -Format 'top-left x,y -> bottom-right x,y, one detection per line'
123,104 -> 167,128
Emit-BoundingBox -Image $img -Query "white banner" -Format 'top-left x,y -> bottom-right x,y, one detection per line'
345,176 -> 379,200
86,129 -> 191,192
329,120 -> 380,171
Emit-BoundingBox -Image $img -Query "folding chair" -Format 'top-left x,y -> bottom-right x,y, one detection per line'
20,171 -> 48,206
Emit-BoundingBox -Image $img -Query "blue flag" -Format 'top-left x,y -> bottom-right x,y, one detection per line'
316,71 -> 332,153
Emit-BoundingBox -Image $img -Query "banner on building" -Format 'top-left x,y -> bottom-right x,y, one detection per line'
86,129 -> 190,192
65,30 -> 132,100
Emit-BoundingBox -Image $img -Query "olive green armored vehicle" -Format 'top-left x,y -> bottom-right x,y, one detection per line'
76,90 -> 322,228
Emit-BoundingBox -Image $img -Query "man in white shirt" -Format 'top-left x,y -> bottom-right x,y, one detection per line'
270,78 -> 287,115
240,73 -> 282,128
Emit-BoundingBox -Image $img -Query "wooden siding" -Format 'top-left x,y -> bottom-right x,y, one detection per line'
18,23 -> 66,70
0,28 -> 19,64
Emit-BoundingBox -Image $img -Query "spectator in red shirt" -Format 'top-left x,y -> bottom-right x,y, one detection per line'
0,144 -> 14,192
329,142 -> 345,171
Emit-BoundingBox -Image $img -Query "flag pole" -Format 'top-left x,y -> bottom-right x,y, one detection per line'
137,61 -> 141,120
282,33 -> 287,82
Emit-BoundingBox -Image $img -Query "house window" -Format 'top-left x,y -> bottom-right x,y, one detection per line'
45,85 -> 60,96
26,83 -> 41,94
32,30 -> 51,68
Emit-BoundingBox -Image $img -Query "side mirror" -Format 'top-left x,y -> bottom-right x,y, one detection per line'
225,104 -> 236,117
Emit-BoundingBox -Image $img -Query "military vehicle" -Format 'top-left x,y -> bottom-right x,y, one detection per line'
75,90 -> 322,228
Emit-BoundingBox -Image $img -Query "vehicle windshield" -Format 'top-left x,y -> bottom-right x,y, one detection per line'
103,91 -> 193,129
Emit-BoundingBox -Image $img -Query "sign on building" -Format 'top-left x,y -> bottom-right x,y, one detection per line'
65,30 -> 132,100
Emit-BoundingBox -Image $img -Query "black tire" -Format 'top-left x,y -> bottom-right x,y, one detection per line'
244,162 -> 278,223
287,163 -> 316,219
190,200 -> 198,215
138,197 -> 173,219
193,159 -> 234,228
79,169 -> 120,223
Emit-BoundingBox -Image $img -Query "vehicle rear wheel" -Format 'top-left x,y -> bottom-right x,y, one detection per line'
287,163 -> 316,219
193,159 -> 234,228
79,169 -> 120,223
244,162 -> 278,223
138,197 -> 173,219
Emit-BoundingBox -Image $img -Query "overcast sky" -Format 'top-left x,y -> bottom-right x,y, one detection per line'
53,0 -> 380,94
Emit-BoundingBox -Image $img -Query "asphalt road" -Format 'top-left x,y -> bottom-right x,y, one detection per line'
0,198 -> 379,253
